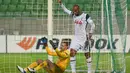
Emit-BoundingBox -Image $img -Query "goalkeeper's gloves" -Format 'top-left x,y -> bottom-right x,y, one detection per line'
42,37 -> 48,47
49,40 -> 58,50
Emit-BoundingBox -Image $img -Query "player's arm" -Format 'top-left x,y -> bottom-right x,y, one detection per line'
55,48 -> 70,58
49,40 -> 69,58
42,37 -> 57,56
86,14 -> 95,39
45,46 -> 57,56
58,0 -> 72,15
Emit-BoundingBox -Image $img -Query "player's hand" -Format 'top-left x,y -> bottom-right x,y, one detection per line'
49,40 -> 58,50
42,37 -> 48,47
88,33 -> 92,40
58,0 -> 62,4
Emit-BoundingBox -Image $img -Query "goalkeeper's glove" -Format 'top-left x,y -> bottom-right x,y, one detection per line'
42,37 -> 48,47
49,40 -> 58,50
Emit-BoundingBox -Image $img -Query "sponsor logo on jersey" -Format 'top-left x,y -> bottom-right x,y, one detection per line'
74,20 -> 83,24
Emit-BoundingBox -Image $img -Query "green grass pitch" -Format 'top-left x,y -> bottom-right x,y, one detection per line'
0,53 -> 130,73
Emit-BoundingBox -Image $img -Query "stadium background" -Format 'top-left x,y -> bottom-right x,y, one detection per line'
0,0 -> 129,73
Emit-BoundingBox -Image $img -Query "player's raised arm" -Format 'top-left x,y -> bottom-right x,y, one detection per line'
58,0 -> 72,15
45,47 -> 57,56
49,40 -> 70,58
42,37 -> 57,56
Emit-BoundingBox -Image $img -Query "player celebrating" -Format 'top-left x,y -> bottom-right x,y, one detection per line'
17,37 -> 71,73
58,0 -> 95,73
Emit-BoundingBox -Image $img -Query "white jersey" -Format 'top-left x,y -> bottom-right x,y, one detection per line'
73,13 -> 88,44
60,4 -> 95,50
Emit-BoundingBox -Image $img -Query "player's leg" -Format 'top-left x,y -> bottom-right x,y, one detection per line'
42,59 -> 56,73
84,52 -> 92,73
83,35 -> 92,73
17,60 -> 39,73
70,40 -> 80,73
70,48 -> 77,73
17,59 -> 39,73
70,38 -> 82,73
17,65 -> 26,73
54,64 -> 64,73
17,59 -> 43,73
28,59 -> 55,73
25,59 -> 42,71
33,60 -> 48,71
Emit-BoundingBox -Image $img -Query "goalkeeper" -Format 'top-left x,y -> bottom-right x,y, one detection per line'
17,37 -> 71,73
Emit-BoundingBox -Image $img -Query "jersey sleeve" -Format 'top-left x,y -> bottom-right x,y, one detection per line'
45,46 -> 57,56
86,14 -> 95,33
55,48 -> 70,58
60,4 -> 72,15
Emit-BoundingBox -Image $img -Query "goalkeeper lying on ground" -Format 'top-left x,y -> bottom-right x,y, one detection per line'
17,37 -> 71,73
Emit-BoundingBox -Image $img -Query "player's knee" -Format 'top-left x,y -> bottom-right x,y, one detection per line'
42,61 -> 47,67
36,59 -> 43,64
45,59 -> 50,63
45,59 -> 54,68
45,59 -> 51,65
84,52 -> 91,59
70,48 -> 77,57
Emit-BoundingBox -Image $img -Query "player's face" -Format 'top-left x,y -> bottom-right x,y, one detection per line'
70,49 -> 77,57
60,43 -> 68,50
72,6 -> 80,16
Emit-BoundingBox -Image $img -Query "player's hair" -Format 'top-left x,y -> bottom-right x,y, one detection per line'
73,4 -> 80,9
61,39 -> 71,46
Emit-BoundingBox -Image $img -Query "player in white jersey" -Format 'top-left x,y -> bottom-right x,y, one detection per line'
58,0 -> 95,73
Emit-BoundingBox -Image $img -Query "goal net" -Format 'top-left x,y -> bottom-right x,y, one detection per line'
52,0 -> 127,73
0,0 -> 127,73
94,0 -> 127,72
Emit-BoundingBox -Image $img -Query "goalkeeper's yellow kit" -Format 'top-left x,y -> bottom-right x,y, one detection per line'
46,46 -> 70,71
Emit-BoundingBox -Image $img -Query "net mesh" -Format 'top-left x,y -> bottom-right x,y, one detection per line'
0,0 -> 127,73
94,0 -> 127,72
